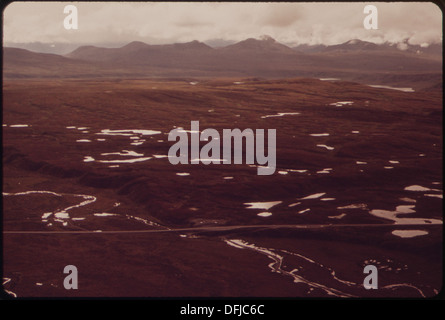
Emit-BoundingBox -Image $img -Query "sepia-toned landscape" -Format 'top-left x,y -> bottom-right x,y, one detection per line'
2,2 -> 443,299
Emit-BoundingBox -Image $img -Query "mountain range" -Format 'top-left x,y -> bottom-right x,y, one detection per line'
293,39 -> 442,55
3,37 -> 442,90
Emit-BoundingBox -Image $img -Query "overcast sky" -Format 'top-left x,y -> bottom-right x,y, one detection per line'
3,2 -> 443,47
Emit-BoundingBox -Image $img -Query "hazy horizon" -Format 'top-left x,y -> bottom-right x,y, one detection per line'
3,2 -> 443,55
5,37 -> 443,56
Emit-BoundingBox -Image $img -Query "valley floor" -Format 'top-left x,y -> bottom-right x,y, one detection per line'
2,78 -> 442,298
